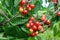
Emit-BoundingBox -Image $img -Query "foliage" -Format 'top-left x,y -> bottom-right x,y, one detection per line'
0,0 -> 60,40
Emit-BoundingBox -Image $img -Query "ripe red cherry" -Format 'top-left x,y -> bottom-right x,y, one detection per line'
30,23 -> 34,27
20,0 -> 26,5
35,21 -> 40,27
23,10 -> 28,14
32,25 -> 37,30
51,0 -> 55,2
28,20 -> 32,23
40,15 -> 46,21
26,4 -> 30,9
28,7 -> 31,11
30,4 -> 35,9
51,0 -> 58,4
31,32 -> 36,37
45,20 -> 50,25
26,23 -> 30,28
29,17 -> 34,21
38,25 -> 43,30
56,12 -> 60,16
19,2 -> 23,6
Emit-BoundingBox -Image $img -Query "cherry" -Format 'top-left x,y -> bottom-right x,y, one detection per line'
19,7 -> 23,13
26,4 -> 30,9
32,25 -> 37,30
51,0 -> 58,4
51,0 -> 55,2
45,20 -> 50,25
23,10 -> 28,14
30,22 -> 34,27
29,28 -> 33,32
30,4 -> 35,9
29,17 -> 34,21
35,31 -> 38,35
28,7 -> 31,11
19,2 -> 23,6
40,15 -> 46,21
56,12 -> 60,16
28,20 -> 32,23
31,32 -> 36,37
35,21 -> 40,27
20,0 -> 26,5
38,25 -> 43,30
26,23 -> 30,28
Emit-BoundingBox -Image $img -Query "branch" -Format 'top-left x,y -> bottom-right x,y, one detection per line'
0,9 -> 10,20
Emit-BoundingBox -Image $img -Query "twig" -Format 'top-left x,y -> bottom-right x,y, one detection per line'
0,9 -> 10,20
3,12 -> 20,25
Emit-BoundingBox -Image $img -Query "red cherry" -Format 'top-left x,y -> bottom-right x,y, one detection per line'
19,2 -> 23,6
23,10 -> 28,14
35,21 -> 40,27
38,25 -> 43,30
51,0 -> 58,4
26,4 -> 32,10
40,15 -> 46,21
51,0 -> 55,2
32,25 -> 37,30
30,4 -> 35,9
26,4 -> 30,9
28,7 -> 31,11
31,32 -> 36,37
30,23 -> 34,27
45,20 -> 50,25
20,0 -> 26,5
56,12 -> 60,16
26,23 -> 30,28
28,20 -> 32,23
29,17 -> 34,21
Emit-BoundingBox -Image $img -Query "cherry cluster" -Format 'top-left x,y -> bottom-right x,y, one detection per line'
26,15 -> 51,37
19,0 -> 35,15
40,14 -> 50,26
26,17 -> 44,37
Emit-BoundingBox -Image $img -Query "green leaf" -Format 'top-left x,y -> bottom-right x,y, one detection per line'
21,27 -> 30,34
14,0 -> 20,7
0,16 -> 5,23
3,23 -> 28,38
37,29 -> 54,40
54,36 -> 60,40
28,37 -> 35,40
0,26 -> 4,33
31,0 -> 39,4
53,22 -> 60,37
58,0 -> 60,6
0,5 -> 13,18
53,24 -> 58,36
48,2 -> 55,12
10,17 -> 29,26
33,1 -> 40,13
